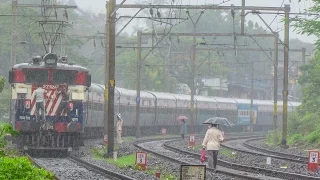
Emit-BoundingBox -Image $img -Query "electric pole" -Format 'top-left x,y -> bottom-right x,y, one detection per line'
104,0 -> 116,157
187,11 -> 203,134
11,0 -> 17,66
282,4 -> 290,147
135,31 -> 142,138
241,0 -> 245,34
190,23 -> 196,134
273,33 -> 279,132
10,0 -> 17,124
250,61 -> 254,132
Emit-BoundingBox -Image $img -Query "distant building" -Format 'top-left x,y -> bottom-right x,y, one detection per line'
201,78 -> 228,97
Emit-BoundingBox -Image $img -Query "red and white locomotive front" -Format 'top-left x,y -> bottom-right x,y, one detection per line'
9,53 -> 91,151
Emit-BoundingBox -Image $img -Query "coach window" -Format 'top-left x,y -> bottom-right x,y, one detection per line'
23,69 -> 48,84
52,70 -> 76,84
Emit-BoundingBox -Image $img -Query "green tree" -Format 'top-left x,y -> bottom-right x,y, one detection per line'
276,0 -> 320,146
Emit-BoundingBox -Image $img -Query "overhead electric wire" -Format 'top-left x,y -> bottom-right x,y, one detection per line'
263,0 -> 285,33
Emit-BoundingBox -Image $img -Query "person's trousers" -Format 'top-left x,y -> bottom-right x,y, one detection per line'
207,150 -> 219,169
56,101 -> 70,118
117,130 -> 123,143
36,102 -> 45,121
181,134 -> 184,139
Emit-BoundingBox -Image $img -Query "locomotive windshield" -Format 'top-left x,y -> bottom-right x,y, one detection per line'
23,69 -> 48,84
52,70 -> 76,85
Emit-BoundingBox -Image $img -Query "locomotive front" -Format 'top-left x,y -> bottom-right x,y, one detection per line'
9,53 -> 91,154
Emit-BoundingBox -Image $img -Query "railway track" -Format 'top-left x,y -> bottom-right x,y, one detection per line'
134,137 -> 282,180
222,137 -> 306,163
164,137 -> 320,180
28,154 -> 137,180
243,138 -> 307,162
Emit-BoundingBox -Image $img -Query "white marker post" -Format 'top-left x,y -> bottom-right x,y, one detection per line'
266,157 -> 271,166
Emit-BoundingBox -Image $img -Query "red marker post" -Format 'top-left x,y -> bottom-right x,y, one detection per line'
161,128 -> 166,136
307,150 -> 319,172
136,152 -> 147,171
189,134 -> 195,148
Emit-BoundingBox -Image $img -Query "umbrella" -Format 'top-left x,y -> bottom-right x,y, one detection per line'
202,117 -> 234,127
177,116 -> 188,120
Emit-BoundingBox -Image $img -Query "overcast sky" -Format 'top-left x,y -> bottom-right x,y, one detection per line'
74,0 -> 316,44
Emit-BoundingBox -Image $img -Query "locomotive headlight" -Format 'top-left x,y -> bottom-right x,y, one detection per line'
46,59 -> 56,64
43,53 -> 58,67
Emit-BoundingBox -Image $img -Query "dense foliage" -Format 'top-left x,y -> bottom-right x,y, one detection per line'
0,157 -> 54,180
0,123 -> 53,180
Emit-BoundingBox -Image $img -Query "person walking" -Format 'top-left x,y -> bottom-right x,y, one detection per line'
180,119 -> 187,140
116,113 -> 123,144
202,124 -> 224,170
34,84 -> 47,122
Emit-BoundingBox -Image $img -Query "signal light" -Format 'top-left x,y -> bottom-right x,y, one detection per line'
25,100 -> 31,109
68,102 -> 73,111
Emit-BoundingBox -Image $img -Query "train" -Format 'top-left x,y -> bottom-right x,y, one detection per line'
88,83 -> 301,136
9,53 -> 301,153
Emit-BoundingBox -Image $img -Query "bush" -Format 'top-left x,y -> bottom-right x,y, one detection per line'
0,156 -> 54,180
287,133 -> 303,145
0,123 -> 19,148
303,129 -> 320,144
265,131 -> 281,145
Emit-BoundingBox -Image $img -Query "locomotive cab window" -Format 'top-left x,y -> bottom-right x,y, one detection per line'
52,70 -> 76,84
23,69 -> 48,84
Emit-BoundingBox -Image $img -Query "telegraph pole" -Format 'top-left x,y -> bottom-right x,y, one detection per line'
11,0 -> 17,66
187,11 -> 203,134
190,23 -> 196,134
241,0 -> 245,34
250,61 -> 254,132
273,33 -> 279,132
10,0 -> 17,124
104,0 -> 116,157
135,31 -> 142,138
282,4 -> 290,147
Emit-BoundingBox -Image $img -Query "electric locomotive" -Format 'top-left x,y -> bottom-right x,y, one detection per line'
9,53 -> 91,153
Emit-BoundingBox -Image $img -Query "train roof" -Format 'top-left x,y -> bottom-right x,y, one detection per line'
13,62 -> 88,72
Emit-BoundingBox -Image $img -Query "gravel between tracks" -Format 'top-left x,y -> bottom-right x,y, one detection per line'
138,139 -> 250,180
70,137 -> 248,180
167,138 -> 320,177
34,158 -> 110,180
72,139 -> 158,180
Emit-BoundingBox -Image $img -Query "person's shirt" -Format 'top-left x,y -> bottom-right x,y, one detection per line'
180,122 -> 186,134
202,127 -> 224,150
182,122 -> 187,134
34,87 -> 46,102
117,119 -> 123,131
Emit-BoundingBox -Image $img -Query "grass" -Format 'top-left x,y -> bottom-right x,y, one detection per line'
92,134 -> 182,179
106,153 -> 136,169
219,148 -> 237,158
146,168 -> 178,180
194,144 -> 203,150
104,153 -> 178,180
